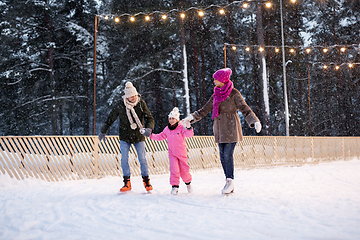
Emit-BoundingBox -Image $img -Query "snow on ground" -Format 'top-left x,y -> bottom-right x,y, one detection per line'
1,159 -> 360,240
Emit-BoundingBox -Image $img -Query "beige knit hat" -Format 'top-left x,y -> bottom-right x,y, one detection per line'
124,81 -> 138,98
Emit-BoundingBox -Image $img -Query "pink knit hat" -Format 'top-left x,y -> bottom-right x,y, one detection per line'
213,68 -> 232,83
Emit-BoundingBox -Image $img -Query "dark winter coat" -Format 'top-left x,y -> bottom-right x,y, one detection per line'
100,95 -> 155,144
192,88 -> 259,143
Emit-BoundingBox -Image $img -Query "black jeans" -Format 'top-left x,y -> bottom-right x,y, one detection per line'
218,142 -> 237,179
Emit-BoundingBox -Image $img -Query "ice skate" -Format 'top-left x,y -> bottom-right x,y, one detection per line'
120,176 -> 131,192
171,185 -> 179,195
186,182 -> 193,193
142,176 -> 153,192
222,178 -> 234,195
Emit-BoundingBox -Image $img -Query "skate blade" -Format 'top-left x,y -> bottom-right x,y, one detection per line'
223,190 -> 234,196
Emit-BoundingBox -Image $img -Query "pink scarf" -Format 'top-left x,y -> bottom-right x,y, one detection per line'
212,80 -> 233,119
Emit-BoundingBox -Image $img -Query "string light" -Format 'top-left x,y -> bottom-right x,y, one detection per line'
259,47 -> 264,52
232,46 -> 237,50
114,17 -> 120,23
145,16 -> 150,21
335,65 -> 340,70
323,48 -> 328,53
323,65 -> 328,69
245,47 -> 250,52
306,48 -> 311,54
130,16 -> 135,22
290,48 -> 295,53
180,13 -> 186,19
99,1 -> 276,23
275,48 -> 280,53
340,47 -> 346,52
162,14 -> 167,20
349,63 -> 354,68
291,0 -> 297,3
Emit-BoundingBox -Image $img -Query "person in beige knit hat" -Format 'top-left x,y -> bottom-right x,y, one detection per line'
99,81 -> 155,193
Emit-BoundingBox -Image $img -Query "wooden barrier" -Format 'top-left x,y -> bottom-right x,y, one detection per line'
0,136 -> 359,181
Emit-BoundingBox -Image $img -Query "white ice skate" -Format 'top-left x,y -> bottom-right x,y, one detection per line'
222,178 -> 234,195
171,186 -> 179,195
186,184 -> 193,193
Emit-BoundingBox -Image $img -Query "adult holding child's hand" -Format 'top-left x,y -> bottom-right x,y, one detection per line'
187,68 -> 261,195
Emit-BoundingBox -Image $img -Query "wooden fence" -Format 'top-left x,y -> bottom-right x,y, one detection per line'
0,136 -> 359,181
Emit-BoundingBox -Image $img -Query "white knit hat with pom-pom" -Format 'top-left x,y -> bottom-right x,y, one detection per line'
124,81 -> 138,98
168,107 -> 180,121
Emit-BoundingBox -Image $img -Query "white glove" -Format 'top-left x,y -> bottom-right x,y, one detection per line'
183,114 -> 194,122
183,120 -> 191,129
254,122 -> 262,133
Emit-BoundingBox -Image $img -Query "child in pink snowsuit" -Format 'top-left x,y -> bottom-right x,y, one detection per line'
150,107 -> 194,195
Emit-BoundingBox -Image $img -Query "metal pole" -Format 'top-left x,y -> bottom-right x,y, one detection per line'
280,0 -> 290,136
224,43 -> 227,68
308,63 -> 311,136
93,15 -> 98,135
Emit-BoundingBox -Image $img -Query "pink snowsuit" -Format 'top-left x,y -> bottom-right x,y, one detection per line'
150,122 -> 194,186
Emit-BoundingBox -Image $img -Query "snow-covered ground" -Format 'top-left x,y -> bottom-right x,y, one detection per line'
1,159 -> 360,240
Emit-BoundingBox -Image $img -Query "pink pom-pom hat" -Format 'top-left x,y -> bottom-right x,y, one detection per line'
212,68 -> 232,83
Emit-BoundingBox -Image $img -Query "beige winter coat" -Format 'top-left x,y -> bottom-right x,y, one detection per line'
192,88 -> 260,143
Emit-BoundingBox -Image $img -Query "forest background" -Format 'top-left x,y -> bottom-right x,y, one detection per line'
1,0 -> 359,137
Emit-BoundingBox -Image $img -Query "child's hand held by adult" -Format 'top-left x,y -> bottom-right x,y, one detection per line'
183,114 -> 194,122
141,128 -> 152,137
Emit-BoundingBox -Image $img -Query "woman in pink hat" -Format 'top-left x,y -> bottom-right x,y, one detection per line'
183,68 -> 261,195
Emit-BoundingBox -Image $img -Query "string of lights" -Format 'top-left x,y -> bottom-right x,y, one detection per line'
97,0 -> 274,23
94,1 -> 359,71
223,43 -> 360,69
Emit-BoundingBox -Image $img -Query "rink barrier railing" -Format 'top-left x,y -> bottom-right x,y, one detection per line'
0,136 -> 359,181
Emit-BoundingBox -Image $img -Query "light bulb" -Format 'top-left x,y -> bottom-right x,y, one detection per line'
130,16 -> 135,22
198,11 -> 205,17
219,9 -> 225,15
114,17 -> 120,23
180,13 -> 185,19
306,48 -> 311,54
145,16 -> 150,21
